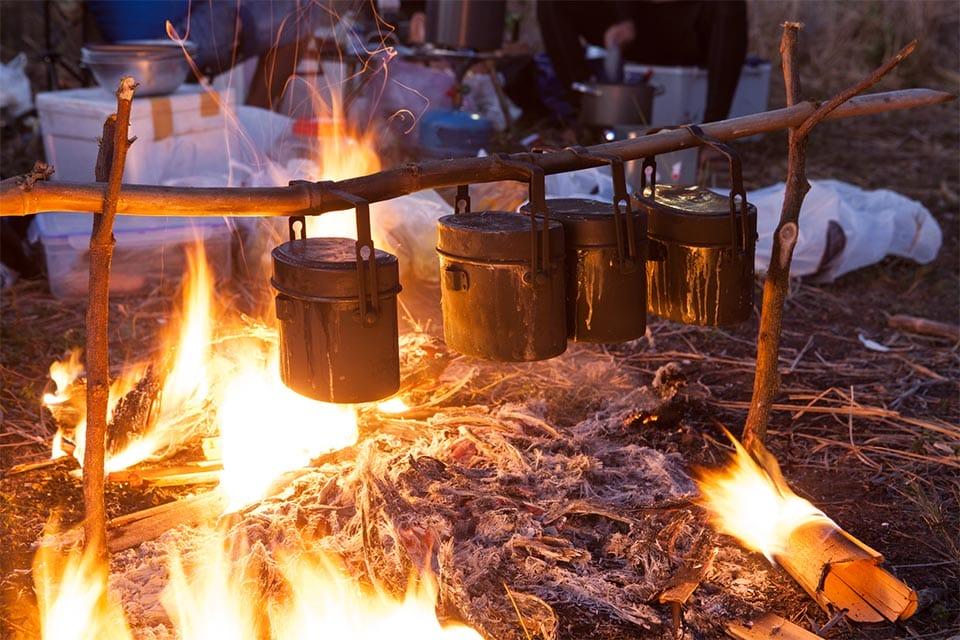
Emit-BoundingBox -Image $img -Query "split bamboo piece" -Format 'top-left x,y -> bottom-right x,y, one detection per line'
775,520 -> 918,623
727,612 -> 821,639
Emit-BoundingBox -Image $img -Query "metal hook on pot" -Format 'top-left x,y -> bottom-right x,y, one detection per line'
566,145 -> 639,272
683,124 -> 749,255
494,154 -> 551,284
454,184 -> 471,214
288,215 -> 307,241
323,186 -> 381,326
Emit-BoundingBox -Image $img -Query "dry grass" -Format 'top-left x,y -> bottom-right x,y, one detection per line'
747,0 -> 959,94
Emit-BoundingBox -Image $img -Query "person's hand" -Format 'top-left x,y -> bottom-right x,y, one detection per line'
409,11 -> 426,44
604,20 -> 636,50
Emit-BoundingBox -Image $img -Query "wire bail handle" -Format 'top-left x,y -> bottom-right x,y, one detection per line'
567,146 -> 639,272
321,186 -> 382,327
495,154 -> 551,284
684,124 -> 749,255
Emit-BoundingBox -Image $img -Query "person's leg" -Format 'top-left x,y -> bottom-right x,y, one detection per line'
698,1 -> 748,122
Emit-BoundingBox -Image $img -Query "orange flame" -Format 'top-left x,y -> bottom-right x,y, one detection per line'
160,528 -> 483,640
696,434 -> 832,561
33,523 -> 132,640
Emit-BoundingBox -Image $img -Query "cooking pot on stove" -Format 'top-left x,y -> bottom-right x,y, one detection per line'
572,81 -> 656,128
272,195 -> 401,403
636,125 -> 758,326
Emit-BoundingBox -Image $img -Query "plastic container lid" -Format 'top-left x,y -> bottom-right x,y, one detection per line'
437,212 -> 564,262
520,197 -> 646,247
272,237 -> 400,300
641,185 -> 756,246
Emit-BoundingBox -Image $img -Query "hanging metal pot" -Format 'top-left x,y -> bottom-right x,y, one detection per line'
637,125 -> 758,326
521,148 -> 647,342
437,166 -> 567,362
272,193 -> 401,403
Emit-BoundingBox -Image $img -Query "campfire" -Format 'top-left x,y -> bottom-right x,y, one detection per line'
1,8 -> 953,640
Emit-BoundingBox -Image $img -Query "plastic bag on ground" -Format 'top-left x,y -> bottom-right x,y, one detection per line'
750,179 -> 942,282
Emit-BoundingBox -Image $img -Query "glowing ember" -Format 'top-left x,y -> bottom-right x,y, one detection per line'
33,527 -> 132,640
696,434 -> 831,561
377,397 -> 410,414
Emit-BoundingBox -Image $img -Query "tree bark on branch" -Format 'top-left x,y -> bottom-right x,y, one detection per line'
84,77 -> 137,562
0,90 -> 950,219
741,24 -> 917,453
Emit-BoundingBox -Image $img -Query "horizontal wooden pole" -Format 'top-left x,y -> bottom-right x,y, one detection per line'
0,89 -> 952,218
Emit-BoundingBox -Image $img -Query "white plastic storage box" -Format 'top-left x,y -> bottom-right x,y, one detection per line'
36,84 -> 235,184
29,214 -> 233,299
623,59 -> 771,127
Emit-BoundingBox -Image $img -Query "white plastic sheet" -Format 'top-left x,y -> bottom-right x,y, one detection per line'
751,179 -> 942,281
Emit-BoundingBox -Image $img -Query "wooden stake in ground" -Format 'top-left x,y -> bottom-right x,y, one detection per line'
84,76 -> 137,561
741,25 -> 917,453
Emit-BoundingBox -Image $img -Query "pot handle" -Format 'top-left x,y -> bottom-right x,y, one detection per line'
454,184 -> 471,214
684,124 -> 750,256
495,154 -> 551,284
324,185 -> 382,327
638,125 -> 750,255
566,145 -> 639,272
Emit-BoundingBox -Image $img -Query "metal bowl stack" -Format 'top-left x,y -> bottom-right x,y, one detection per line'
81,40 -> 197,96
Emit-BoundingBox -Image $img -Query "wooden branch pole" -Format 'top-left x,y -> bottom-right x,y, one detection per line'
83,76 -> 137,562
741,25 -> 918,452
0,89 -> 951,219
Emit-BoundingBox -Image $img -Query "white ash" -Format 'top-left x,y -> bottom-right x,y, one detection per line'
106,347 -> 782,639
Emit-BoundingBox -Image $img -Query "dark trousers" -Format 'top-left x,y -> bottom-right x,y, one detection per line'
537,0 -> 748,122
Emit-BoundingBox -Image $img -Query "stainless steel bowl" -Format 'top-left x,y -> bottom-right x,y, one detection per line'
81,41 -> 196,96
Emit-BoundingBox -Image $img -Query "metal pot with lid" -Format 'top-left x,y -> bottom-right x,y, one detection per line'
637,125 -> 758,326
425,0 -> 506,51
437,164 -> 567,362
272,191 -> 401,403
520,147 -> 647,342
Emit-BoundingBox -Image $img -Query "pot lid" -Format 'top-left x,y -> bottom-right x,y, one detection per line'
437,212 -> 564,262
272,237 -> 399,299
520,197 -> 646,247
639,185 -> 757,246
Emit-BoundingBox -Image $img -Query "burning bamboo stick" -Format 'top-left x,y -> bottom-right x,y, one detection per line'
775,520 -> 917,623
0,89 -> 952,219
697,434 -> 918,626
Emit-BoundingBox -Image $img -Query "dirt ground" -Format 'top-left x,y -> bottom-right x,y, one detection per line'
2,8 -> 959,639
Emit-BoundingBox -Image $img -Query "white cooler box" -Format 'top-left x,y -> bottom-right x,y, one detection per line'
624,58 -> 771,127
34,84 -> 237,298
29,214 -> 233,299
36,84 -> 235,184
623,58 -> 771,184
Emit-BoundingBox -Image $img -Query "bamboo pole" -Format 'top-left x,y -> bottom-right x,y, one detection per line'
741,27 -> 919,452
0,89 -> 951,219
84,77 -> 137,562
